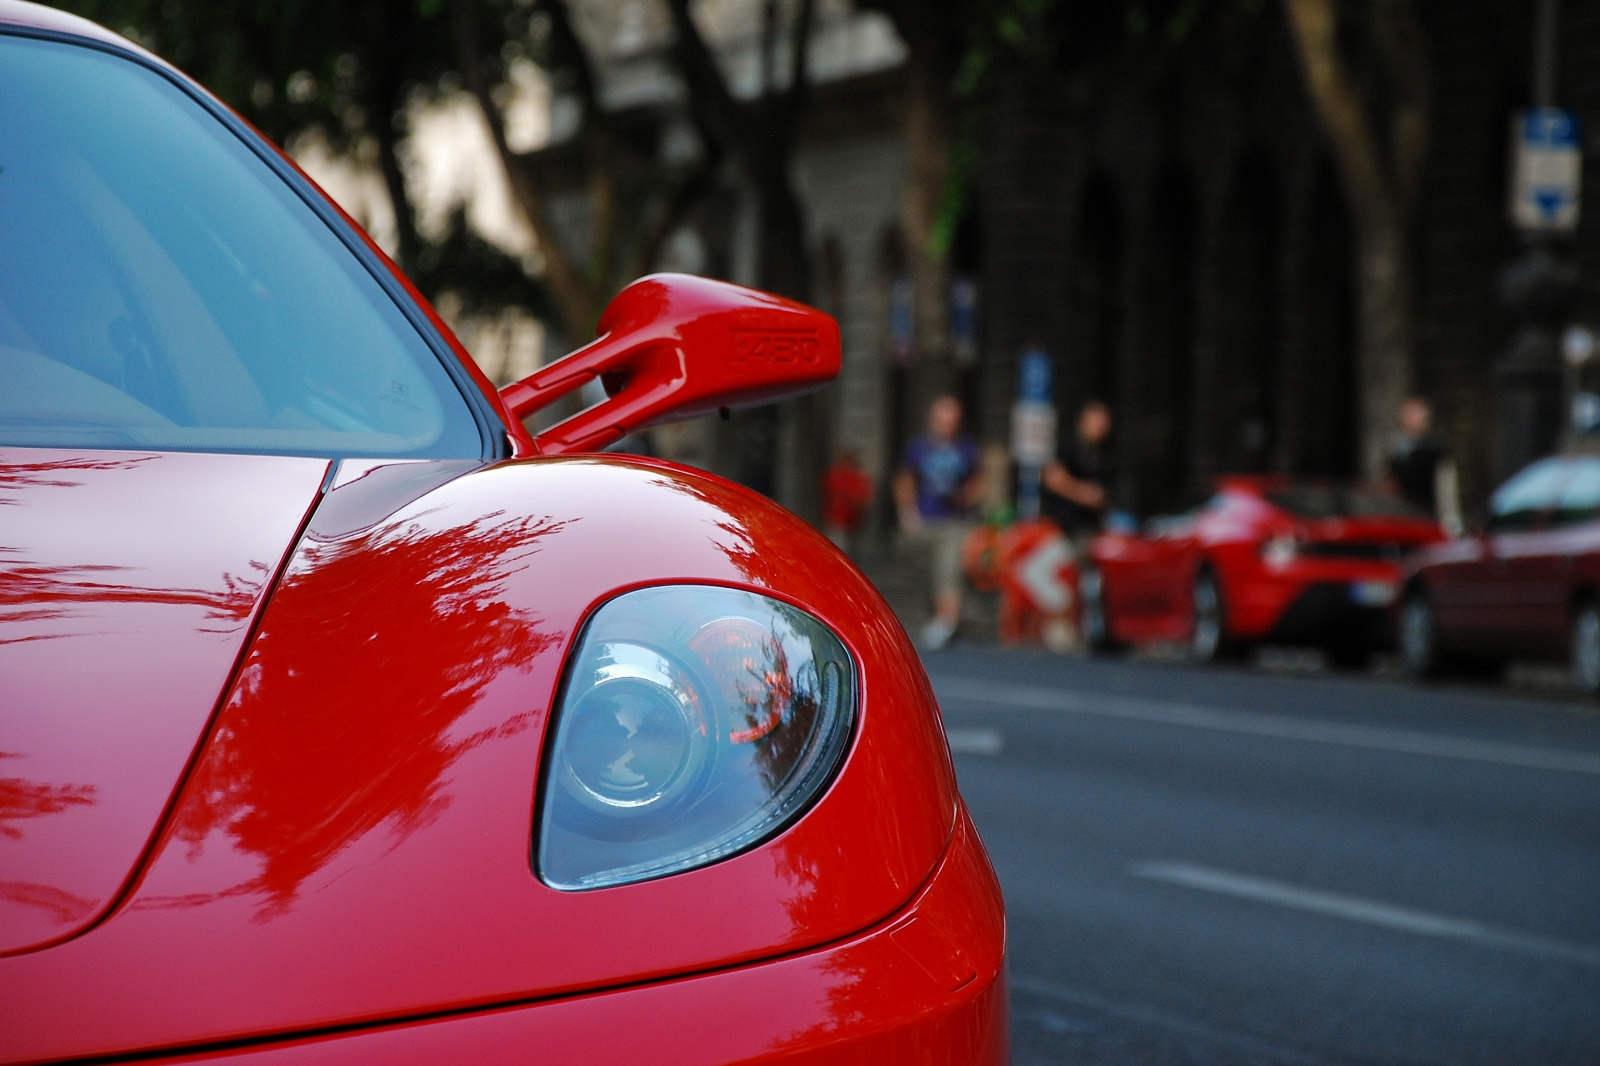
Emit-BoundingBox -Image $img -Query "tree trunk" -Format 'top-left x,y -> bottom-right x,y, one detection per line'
1355,220 -> 1414,481
447,0 -> 598,341
1282,0 -> 1425,481
362,0 -> 421,275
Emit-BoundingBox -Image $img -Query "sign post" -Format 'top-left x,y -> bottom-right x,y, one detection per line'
1011,349 -> 1055,519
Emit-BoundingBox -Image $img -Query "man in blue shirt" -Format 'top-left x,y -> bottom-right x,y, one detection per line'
893,395 -> 984,649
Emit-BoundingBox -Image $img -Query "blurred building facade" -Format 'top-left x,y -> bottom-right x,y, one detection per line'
965,0 -> 1600,518
303,0 -> 1600,526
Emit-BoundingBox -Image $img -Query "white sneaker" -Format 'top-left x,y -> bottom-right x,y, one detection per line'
920,617 -> 956,651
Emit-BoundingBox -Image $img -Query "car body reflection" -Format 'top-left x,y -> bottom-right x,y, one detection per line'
147,512 -> 567,917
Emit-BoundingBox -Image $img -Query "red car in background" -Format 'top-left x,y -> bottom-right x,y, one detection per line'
1082,477 -> 1446,665
1400,453 -> 1600,695
0,5 -> 1005,1063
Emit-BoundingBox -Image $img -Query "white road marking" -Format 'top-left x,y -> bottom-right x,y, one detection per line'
930,675 -> 1600,775
945,727 -> 1004,755
1133,861 -> 1600,969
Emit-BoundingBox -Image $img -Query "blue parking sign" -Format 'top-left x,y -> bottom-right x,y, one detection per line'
1018,348 -> 1052,403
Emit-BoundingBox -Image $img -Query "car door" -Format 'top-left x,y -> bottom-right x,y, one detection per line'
1465,459 -> 1573,654
1533,458 -> 1600,655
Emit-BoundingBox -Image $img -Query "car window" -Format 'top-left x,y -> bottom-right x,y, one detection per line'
1144,494 -> 1220,537
1487,458 -> 1571,532
0,35 -> 483,458
1554,458 -> 1600,526
1265,485 -> 1424,519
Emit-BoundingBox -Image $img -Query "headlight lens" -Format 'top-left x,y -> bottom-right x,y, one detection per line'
537,585 -> 856,890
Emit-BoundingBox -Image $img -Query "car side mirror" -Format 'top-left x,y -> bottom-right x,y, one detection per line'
500,273 -> 842,455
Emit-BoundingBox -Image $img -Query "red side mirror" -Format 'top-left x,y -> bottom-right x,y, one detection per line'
500,274 -> 842,455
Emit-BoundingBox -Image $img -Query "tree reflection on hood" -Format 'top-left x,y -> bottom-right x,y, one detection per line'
157,510 -> 567,919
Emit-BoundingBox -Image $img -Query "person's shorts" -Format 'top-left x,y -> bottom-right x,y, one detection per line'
917,519 -> 975,601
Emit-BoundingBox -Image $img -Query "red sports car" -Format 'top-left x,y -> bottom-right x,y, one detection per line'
1082,477 -> 1445,665
0,5 -> 1006,1062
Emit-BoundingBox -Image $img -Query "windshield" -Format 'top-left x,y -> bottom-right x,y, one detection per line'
0,35 -> 483,458
1265,484 -> 1426,520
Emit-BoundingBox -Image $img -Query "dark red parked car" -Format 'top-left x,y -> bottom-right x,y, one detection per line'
1084,477 -> 1446,665
1400,453 -> 1600,694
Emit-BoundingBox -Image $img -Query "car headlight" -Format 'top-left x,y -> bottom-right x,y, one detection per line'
537,585 -> 856,890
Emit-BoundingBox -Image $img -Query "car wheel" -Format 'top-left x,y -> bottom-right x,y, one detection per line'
1190,570 -> 1228,663
1398,591 -> 1440,678
1080,565 -> 1116,653
1571,602 -> 1600,697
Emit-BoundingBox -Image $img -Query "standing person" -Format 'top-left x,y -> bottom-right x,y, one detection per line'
1388,396 -> 1463,534
819,447 -> 874,554
894,395 -> 984,650
1042,399 -> 1115,551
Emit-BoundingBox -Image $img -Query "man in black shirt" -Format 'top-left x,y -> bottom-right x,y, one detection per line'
1387,396 -> 1461,533
1043,400 -> 1114,540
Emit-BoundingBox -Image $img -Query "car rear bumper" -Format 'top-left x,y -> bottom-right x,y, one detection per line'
1227,561 -> 1402,645
1268,582 -> 1395,647
138,807 -> 1008,1066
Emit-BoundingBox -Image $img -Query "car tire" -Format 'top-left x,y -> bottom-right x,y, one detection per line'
1398,590 -> 1442,678
1080,565 -> 1118,654
1190,570 -> 1232,663
1571,602 -> 1600,697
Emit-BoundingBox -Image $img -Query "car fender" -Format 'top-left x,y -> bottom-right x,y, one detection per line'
0,456 -> 961,1063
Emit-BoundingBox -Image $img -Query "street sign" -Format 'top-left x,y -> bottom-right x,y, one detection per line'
1012,348 -> 1056,466
1012,349 -> 1055,518
1011,402 -> 1056,465
950,276 -> 978,367
1017,347 -> 1053,404
889,277 -> 914,365
1510,108 -> 1582,232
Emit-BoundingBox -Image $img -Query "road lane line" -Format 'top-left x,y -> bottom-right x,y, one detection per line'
1010,976 -> 1337,1065
1132,861 -> 1600,969
931,675 -> 1600,775
944,726 -> 1004,755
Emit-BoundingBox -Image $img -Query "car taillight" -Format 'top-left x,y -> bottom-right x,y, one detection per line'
537,585 -> 855,890
1260,535 -> 1299,567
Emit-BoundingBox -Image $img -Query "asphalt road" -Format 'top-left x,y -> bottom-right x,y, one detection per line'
925,649 -> 1600,1066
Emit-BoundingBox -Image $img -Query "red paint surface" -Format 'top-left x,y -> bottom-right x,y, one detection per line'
0,449 -> 328,956
0,458 -> 964,1062
1091,480 -> 1445,645
501,274 -> 841,454
137,808 -> 1005,1065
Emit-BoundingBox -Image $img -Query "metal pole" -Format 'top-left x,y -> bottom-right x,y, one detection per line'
1533,0 -> 1560,108
1018,464 -> 1041,520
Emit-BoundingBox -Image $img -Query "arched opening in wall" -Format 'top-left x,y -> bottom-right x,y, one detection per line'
813,233 -> 848,457
1063,176 -> 1122,424
1140,165 -> 1198,514
948,207 -> 986,439
1213,153 -> 1280,473
1295,164 -> 1358,478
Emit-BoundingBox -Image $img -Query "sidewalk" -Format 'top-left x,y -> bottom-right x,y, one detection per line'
849,536 -> 1000,648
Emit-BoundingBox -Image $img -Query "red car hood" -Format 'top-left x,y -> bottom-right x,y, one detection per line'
0,449 -> 328,955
